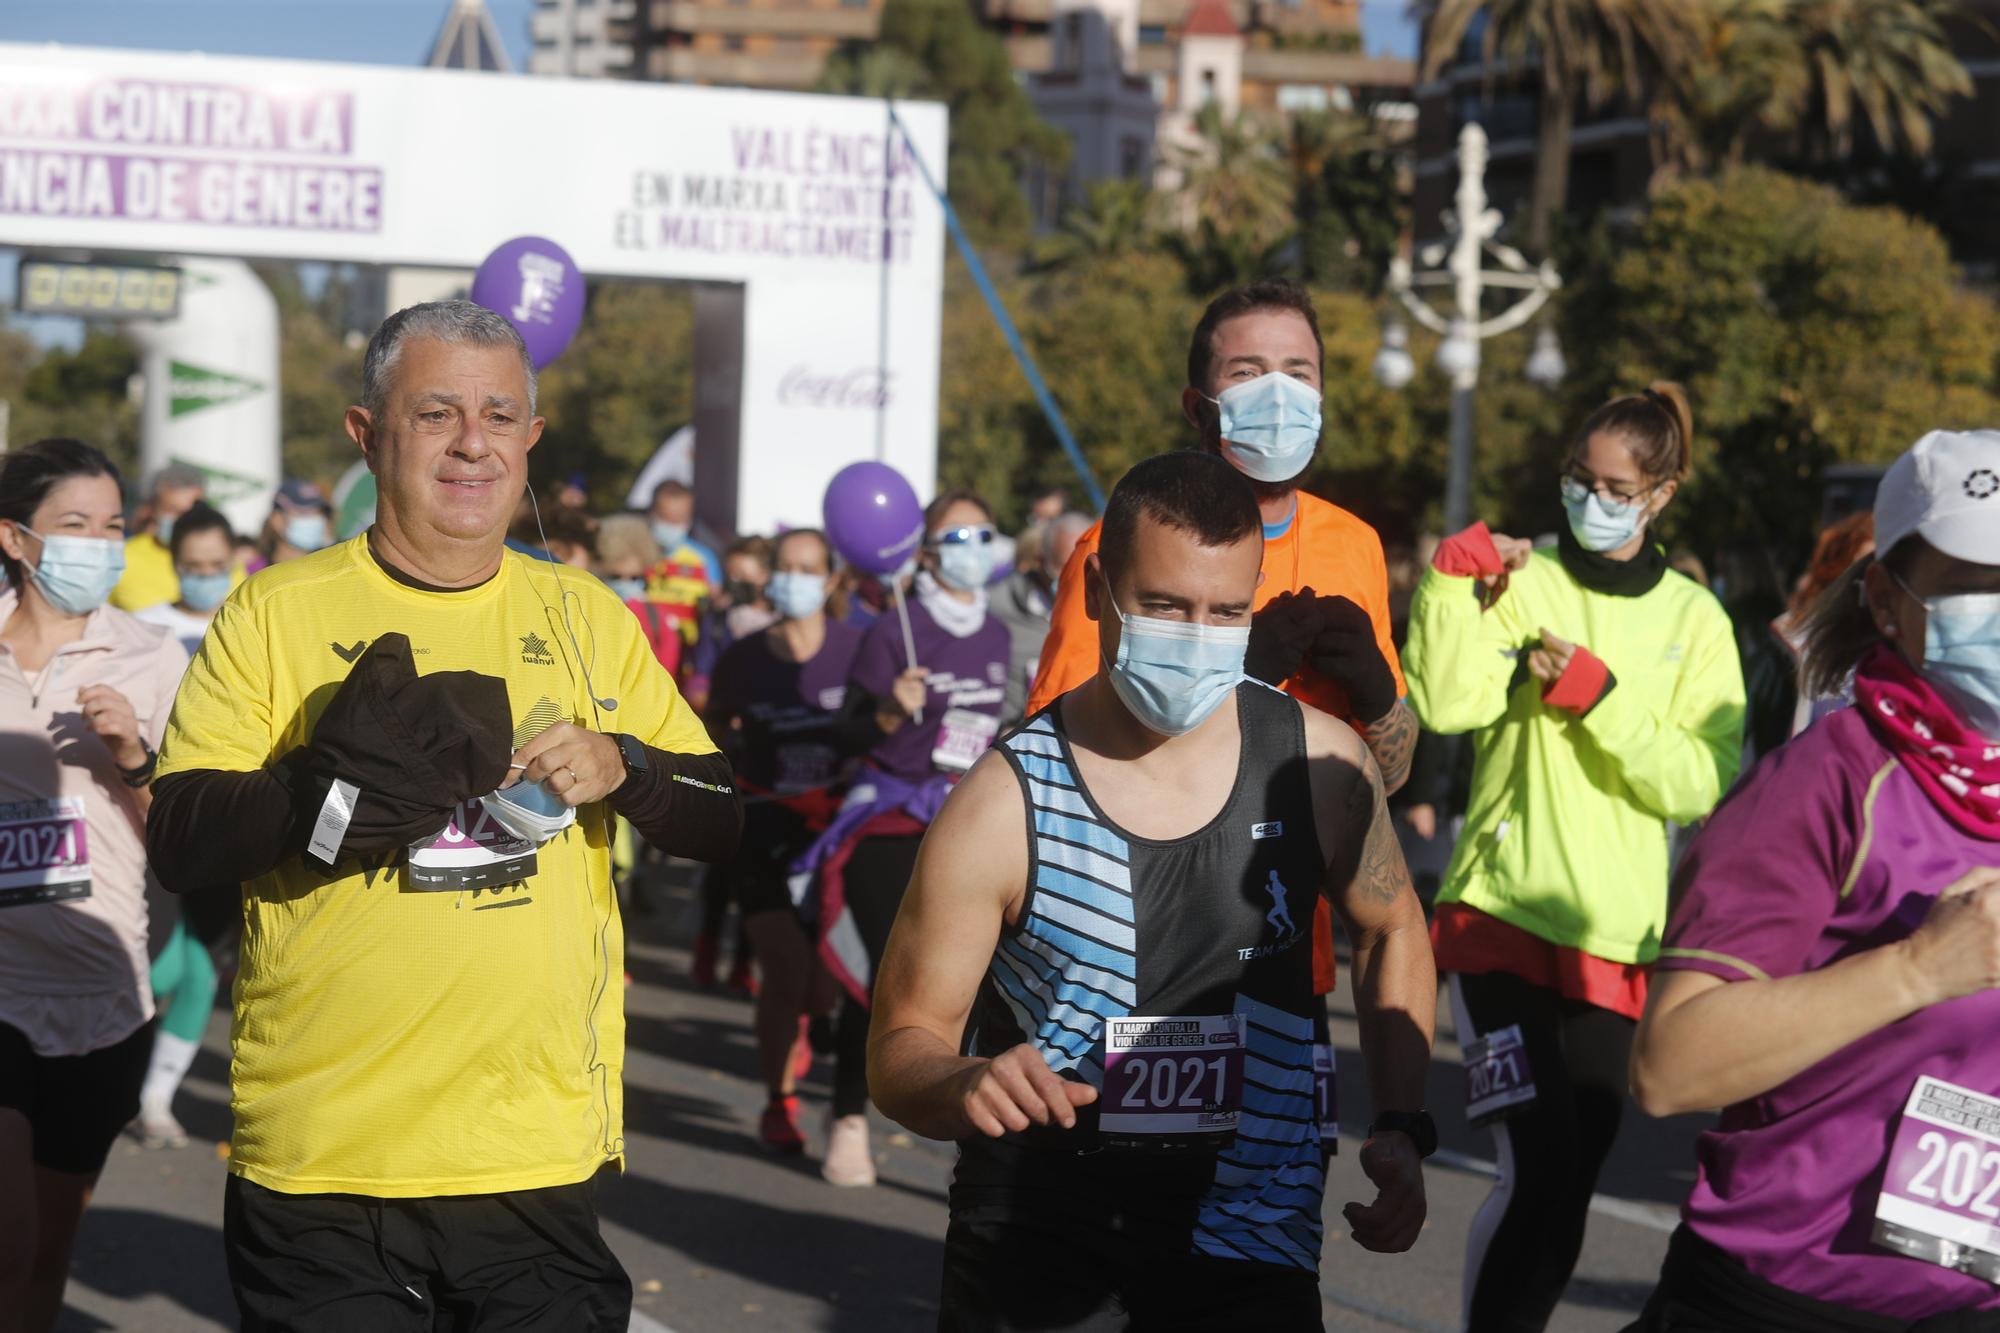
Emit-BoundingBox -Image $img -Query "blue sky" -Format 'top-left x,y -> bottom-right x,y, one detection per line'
0,0 -> 1414,69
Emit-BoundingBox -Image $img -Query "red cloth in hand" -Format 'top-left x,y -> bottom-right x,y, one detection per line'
1432,522 -> 1505,578
1542,645 -> 1612,715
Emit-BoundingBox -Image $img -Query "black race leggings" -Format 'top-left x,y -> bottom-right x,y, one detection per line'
1451,969 -> 1636,1333
832,834 -> 925,1118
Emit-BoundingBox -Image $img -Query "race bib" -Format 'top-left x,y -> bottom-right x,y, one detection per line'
0,797 -> 90,909
932,708 -> 999,774
1314,1042 -> 1339,1154
1873,1075 -> 2000,1284
1464,1023 -> 1537,1127
775,742 -> 836,792
406,798 -> 538,892
1099,1013 -> 1245,1150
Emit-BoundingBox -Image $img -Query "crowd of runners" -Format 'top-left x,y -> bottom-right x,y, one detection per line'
2,282 -> 1997,1331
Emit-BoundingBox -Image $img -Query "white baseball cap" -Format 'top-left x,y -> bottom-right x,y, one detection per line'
1874,429 -> 2000,566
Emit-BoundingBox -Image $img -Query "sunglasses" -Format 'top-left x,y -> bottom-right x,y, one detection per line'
929,525 -> 996,547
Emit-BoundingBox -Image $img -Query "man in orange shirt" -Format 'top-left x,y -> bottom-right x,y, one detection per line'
1027,279 -> 1416,1000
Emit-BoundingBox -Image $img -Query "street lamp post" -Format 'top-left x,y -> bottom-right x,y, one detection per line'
1377,122 -> 1563,534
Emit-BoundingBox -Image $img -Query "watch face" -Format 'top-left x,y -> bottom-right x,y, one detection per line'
619,735 -> 649,771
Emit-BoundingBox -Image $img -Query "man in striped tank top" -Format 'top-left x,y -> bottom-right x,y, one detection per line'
869,453 -> 1437,1331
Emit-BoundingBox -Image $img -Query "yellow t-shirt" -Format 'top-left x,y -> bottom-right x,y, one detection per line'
110,531 -> 247,612
110,532 -> 179,611
155,535 -> 715,1197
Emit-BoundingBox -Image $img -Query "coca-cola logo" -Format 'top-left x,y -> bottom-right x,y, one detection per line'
778,365 -> 894,410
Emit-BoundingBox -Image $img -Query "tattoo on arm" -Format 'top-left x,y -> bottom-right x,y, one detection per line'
1359,699 -> 1416,796
1341,760 -> 1408,907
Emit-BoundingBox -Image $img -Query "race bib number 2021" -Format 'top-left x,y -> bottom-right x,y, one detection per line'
0,797 -> 90,909
1874,1075 -> 2000,1285
1098,1013 -> 1245,1150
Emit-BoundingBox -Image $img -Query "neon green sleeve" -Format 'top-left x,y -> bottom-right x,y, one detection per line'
1404,567 -> 1525,735
1577,600 -> 1746,824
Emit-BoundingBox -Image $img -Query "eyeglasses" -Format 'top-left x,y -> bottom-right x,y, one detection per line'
1559,472 -> 1654,508
929,525 -> 996,548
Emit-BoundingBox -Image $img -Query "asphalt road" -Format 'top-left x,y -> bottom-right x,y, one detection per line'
57,869 -> 1712,1332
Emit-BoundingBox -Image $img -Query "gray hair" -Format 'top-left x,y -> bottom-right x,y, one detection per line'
1044,511 -> 1094,568
359,300 -> 536,418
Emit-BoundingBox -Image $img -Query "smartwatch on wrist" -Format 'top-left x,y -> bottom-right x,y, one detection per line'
117,743 -> 158,789
612,734 -> 649,791
1368,1109 -> 1438,1158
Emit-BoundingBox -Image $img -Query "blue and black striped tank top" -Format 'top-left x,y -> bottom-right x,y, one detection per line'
952,681 -> 1331,1271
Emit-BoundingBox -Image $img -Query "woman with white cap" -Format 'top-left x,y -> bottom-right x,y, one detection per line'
1628,429 -> 2000,1329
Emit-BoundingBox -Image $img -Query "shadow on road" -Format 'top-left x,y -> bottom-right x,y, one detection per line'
61,1206 -> 233,1330
600,1174 -> 944,1333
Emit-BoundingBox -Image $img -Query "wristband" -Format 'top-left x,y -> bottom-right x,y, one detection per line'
1368,1109 -> 1438,1158
117,743 -> 158,788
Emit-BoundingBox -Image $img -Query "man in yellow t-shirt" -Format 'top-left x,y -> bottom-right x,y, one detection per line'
110,461 -> 208,611
148,300 -> 743,1331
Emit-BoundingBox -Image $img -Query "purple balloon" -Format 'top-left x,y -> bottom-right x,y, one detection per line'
823,461 -> 925,576
470,236 -> 585,370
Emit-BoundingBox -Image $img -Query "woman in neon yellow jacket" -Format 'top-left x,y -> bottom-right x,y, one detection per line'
1404,382 -> 1746,1332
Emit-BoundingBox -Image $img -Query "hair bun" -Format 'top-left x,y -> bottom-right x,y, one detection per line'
1643,381 -> 1694,478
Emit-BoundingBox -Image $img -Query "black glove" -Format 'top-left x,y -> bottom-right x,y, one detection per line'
292,633 -> 515,856
1306,595 -> 1398,724
1246,591 -> 1324,686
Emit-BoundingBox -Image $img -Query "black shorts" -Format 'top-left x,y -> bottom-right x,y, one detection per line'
225,1172 -> 631,1332
726,803 -> 815,918
0,1018 -> 152,1175
940,1207 -> 1323,1332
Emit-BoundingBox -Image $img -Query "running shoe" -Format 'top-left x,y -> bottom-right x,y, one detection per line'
760,1095 -> 806,1155
690,931 -> 719,989
129,1108 -> 189,1151
821,1113 -> 876,1188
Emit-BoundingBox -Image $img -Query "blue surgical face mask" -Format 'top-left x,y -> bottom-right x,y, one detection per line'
482,778 -> 578,845
179,570 -> 232,612
768,571 -> 829,620
934,541 -> 996,593
284,513 -> 329,553
651,520 -> 689,551
1561,480 -> 1652,554
1207,372 -> 1323,483
1101,578 -> 1249,736
19,527 -> 125,617
605,576 -> 646,603
1923,593 -> 2000,740
156,513 -> 177,544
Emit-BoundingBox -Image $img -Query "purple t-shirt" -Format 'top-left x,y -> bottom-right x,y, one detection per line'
850,598 -> 1011,783
1659,705 -> 2000,1317
708,621 -> 863,792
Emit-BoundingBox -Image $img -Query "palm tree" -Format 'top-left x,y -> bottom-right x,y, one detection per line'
1662,0 -> 1974,174
1760,0 -> 1972,160
1167,102 -> 1295,248
1420,0 -> 1706,254
1031,179 -> 1163,272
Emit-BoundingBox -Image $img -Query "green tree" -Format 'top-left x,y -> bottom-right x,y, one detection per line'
1286,111 -> 1404,290
533,283 -> 695,507
1167,102 -> 1293,247
1559,167 -> 2000,563
819,0 -> 1069,250
1420,0 -> 1705,254
12,331 -> 141,481
252,264 -> 366,488
1030,179 -> 1162,273
1668,0 -> 1974,170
